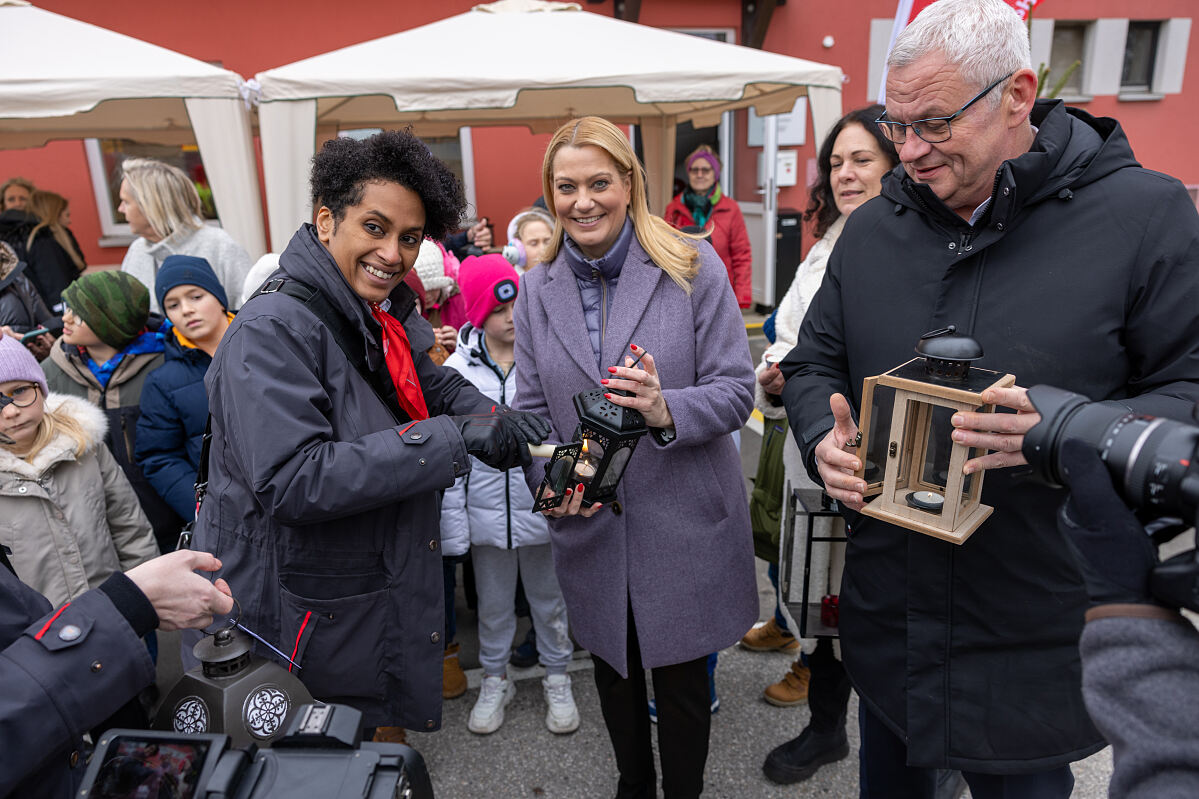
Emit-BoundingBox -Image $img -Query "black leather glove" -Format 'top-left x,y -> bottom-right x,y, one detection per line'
1057,438 -> 1159,606
451,408 -> 552,470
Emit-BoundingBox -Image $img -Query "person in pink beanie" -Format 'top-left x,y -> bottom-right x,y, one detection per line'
440,253 -> 579,737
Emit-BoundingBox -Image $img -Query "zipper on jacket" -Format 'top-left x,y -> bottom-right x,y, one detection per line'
479,338 -> 515,550
120,413 -> 134,462
594,268 -> 609,358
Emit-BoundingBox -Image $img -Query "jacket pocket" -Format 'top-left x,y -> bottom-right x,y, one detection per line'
278,572 -> 389,702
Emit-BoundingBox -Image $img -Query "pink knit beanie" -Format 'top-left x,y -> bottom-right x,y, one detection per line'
0,335 -> 48,397
458,254 -> 518,329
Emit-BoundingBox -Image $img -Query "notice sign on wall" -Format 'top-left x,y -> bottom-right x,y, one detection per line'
747,96 -> 808,147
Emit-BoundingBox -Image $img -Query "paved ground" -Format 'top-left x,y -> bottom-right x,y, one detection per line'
154,323 -> 1115,797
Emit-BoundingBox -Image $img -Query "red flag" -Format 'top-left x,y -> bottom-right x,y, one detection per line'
879,0 -> 1043,102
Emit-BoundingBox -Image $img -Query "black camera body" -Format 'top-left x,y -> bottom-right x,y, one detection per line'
1023,384 -> 1199,611
80,704 -> 433,799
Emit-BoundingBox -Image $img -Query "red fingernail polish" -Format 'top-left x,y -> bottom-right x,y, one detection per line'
604,393 -> 613,400
594,503 -> 604,510
577,483 -> 584,492
600,378 -> 609,385
564,488 -> 572,495
607,366 -> 617,373
630,344 -> 639,351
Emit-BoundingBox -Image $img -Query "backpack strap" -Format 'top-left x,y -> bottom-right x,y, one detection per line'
253,276 -> 408,424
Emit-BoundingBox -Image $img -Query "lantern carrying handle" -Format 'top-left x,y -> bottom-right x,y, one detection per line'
215,597 -> 304,672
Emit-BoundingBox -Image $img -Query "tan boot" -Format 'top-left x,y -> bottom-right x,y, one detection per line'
372,726 -> 407,745
739,618 -> 800,653
443,642 -> 467,699
763,659 -> 811,707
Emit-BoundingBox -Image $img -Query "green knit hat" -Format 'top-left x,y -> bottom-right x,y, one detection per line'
61,271 -> 150,350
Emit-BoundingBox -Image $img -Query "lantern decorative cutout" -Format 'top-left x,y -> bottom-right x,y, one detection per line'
154,626 -> 314,748
534,388 -> 649,511
855,328 -> 1015,545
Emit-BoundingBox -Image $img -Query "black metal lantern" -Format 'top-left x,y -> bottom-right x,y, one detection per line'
154,626 -> 315,748
534,388 -> 649,511
855,328 -> 1015,544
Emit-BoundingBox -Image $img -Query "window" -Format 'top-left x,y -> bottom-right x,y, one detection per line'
1048,22 -> 1087,98
1122,21 -> 1161,92
85,139 -> 219,245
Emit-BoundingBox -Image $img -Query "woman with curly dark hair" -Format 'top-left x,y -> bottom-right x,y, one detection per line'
190,129 -> 550,738
749,105 -> 900,787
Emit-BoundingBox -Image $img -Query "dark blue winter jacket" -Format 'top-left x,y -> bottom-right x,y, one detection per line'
135,324 -> 212,519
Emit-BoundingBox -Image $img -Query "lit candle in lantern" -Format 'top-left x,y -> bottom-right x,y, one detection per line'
573,439 -> 597,481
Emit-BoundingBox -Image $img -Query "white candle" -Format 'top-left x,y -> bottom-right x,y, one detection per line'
573,459 -> 597,481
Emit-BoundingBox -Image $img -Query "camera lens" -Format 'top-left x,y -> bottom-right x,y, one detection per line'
1025,385 -> 1199,520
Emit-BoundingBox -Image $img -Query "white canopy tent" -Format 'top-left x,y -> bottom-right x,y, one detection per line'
0,0 -> 266,259
255,0 -> 843,275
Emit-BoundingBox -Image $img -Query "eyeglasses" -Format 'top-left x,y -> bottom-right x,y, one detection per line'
688,166 -> 714,175
875,72 -> 1014,145
0,383 -> 40,409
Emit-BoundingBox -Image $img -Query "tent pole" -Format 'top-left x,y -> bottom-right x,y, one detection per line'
260,100 -> 317,252
185,98 -> 267,261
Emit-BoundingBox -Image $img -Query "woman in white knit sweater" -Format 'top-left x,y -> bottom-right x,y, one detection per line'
118,158 -> 252,313
749,105 -> 900,787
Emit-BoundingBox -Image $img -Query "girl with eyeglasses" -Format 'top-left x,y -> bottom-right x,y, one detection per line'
0,335 -> 157,609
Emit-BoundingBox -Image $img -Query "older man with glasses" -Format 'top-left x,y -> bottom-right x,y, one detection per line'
778,0 -> 1199,797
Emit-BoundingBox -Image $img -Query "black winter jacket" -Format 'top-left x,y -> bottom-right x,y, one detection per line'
195,224 -> 493,730
781,100 -> 1199,772
0,242 -> 56,334
0,210 -> 82,311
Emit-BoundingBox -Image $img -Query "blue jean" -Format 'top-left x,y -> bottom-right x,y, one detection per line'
767,562 -> 789,632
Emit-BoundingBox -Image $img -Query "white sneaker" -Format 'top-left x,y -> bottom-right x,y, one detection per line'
468,675 -> 515,734
542,672 -> 580,734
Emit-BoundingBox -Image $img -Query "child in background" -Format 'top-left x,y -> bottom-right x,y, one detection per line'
0,335 -> 158,607
135,256 -> 233,521
503,207 -> 555,273
41,270 -> 182,553
411,239 -> 461,364
440,254 -> 578,736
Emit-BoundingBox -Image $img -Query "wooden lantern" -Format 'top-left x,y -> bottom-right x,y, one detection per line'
855,330 -> 1014,544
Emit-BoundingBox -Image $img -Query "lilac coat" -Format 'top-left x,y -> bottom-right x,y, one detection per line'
514,231 -> 758,675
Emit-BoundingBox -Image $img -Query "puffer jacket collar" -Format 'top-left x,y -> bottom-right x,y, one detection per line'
563,217 -> 634,283
0,242 -> 21,288
0,394 -> 106,481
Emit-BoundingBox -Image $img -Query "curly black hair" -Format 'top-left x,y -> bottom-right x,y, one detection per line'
309,129 -> 466,242
803,105 -> 898,239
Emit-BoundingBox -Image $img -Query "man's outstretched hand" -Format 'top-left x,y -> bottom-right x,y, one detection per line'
452,408 -> 552,469
814,393 -> 866,510
125,550 -> 234,631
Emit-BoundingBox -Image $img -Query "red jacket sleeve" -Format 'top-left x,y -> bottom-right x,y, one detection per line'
724,199 -> 753,308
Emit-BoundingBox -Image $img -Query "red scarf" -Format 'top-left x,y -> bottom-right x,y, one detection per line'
369,303 -> 428,421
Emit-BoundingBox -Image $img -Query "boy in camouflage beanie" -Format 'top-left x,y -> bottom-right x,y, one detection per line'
61,271 -> 150,350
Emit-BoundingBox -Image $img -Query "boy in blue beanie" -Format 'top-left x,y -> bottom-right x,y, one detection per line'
135,255 -> 232,521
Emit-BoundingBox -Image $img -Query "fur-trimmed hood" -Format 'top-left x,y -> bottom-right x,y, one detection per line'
0,393 -> 107,478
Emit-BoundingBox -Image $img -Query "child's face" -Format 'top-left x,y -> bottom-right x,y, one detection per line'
61,306 -> 105,351
0,380 -> 45,453
519,219 -> 553,268
163,284 -> 228,345
482,300 -> 516,347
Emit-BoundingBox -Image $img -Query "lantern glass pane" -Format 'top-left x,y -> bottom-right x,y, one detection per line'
919,405 -> 954,492
598,446 -> 632,492
575,436 -> 606,487
863,384 -> 894,487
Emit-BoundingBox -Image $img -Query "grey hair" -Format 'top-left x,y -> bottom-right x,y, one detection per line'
887,0 -> 1031,108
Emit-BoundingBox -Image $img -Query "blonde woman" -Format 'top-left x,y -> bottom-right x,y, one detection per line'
20,190 -> 86,312
0,336 -> 157,609
118,158 -> 252,312
513,116 -> 757,798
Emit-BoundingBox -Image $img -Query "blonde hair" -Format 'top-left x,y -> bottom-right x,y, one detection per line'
8,396 -> 90,462
541,117 -> 699,292
25,191 -> 84,270
0,176 -> 34,211
119,158 -> 203,241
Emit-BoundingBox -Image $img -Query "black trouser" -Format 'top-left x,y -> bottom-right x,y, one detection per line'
858,704 -> 1075,799
808,638 -> 852,734
592,606 -> 710,799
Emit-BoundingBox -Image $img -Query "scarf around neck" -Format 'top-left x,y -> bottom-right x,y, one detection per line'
369,303 -> 428,421
682,184 -> 722,228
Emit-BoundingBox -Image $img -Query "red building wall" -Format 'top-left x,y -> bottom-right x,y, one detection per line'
2,0 -> 1195,270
